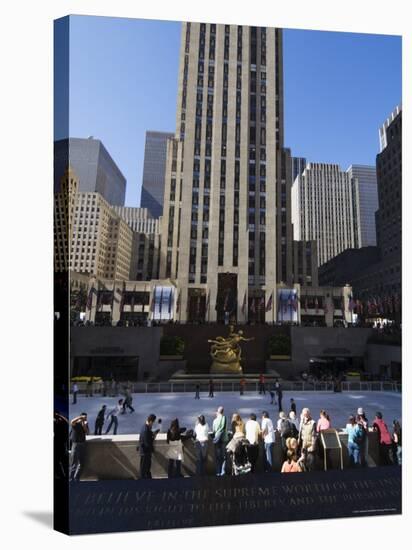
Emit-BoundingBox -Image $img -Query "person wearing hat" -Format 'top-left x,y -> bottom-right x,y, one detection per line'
94,404 -> 107,435
212,406 -> 228,475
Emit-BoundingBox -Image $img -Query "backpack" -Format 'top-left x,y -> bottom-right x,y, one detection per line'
280,419 -> 292,438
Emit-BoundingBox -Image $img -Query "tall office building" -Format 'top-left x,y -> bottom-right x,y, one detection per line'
160,23 -> 286,322
291,163 -> 356,267
378,104 -> 402,152
347,165 -> 378,247
54,137 -> 127,206
113,206 -> 162,281
54,168 -> 132,280
140,131 -> 174,218
375,107 -> 401,296
291,156 -> 307,183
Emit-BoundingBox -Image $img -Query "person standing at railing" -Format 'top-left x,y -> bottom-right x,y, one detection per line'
138,414 -> 159,479
373,412 -> 394,465
208,379 -> 215,398
261,411 -> 275,472
245,413 -> 260,473
316,410 -> 331,433
166,418 -> 185,478
212,406 -> 228,476
356,407 -> 369,466
345,415 -> 363,467
392,420 -> 402,465
194,415 -> 210,475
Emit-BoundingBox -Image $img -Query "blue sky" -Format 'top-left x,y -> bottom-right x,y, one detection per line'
56,16 -> 401,206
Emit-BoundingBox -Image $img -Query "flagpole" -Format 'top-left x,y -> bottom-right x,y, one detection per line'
272,291 -> 274,325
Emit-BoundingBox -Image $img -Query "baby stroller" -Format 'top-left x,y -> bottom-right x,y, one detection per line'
228,438 -> 252,476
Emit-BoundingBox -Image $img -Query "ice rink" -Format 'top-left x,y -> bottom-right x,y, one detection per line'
69,390 -> 402,435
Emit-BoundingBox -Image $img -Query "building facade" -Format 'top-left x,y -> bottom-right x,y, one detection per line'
291,156 -> 307,182
54,168 -> 132,280
347,164 -> 378,247
291,162 -> 356,267
160,23 -> 288,323
140,131 -> 175,218
378,104 -> 401,152
54,137 -> 126,206
113,206 -> 162,281
318,247 -> 380,287
292,240 -> 318,287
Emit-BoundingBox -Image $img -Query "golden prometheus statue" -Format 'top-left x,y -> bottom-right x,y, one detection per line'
208,325 -> 254,374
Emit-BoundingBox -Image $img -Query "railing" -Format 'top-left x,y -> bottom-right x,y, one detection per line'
126,380 -> 401,394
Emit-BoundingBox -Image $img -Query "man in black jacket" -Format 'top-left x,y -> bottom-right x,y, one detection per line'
70,413 -> 89,481
138,414 -> 158,479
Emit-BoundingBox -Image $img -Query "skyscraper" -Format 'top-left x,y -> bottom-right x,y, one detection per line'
291,156 -> 307,182
347,164 -> 378,247
291,163 -> 356,266
54,137 -> 127,206
140,131 -> 174,218
160,23 -> 285,322
375,107 -> 401,296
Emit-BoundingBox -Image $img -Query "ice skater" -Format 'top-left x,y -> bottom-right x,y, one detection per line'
105,399 -> 123,435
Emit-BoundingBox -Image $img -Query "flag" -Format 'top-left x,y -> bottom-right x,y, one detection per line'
223,290 -> 229,312
250,297 -> 256,313
96,288 -> 103,311
119,281 -> 126,314
86,285 -> 95,310
283,292 -> 287,313
315,297 -> 319,313
259,296 -> 265,311
241,291 -> 247,315
292,292 -> 298,312
131,284 -> 136,313
348,294 -> 355,312
168,288 -> 173,314
206,291 -> 210,312
196,294 -> 201,317
150,286 -> 157,313
265,292 -> 273,312
159,287 -> 163,314
176,291 -> 181,314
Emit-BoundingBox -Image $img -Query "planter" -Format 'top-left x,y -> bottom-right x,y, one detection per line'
269,355 -> 291,360
159,355 -> 184,361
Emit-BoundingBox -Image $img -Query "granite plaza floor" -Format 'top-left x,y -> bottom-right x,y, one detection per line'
70,390 -> 402,435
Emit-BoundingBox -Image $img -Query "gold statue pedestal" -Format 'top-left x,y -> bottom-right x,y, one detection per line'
208,326 -> 253,375
210,354 -> 243,375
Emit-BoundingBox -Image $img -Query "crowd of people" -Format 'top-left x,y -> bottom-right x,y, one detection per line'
68,395 -> 402,481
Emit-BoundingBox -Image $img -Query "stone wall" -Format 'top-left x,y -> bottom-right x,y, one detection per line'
80,430 -> 380,480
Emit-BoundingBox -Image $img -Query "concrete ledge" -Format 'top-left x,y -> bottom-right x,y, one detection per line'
80,431 -> 380,480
